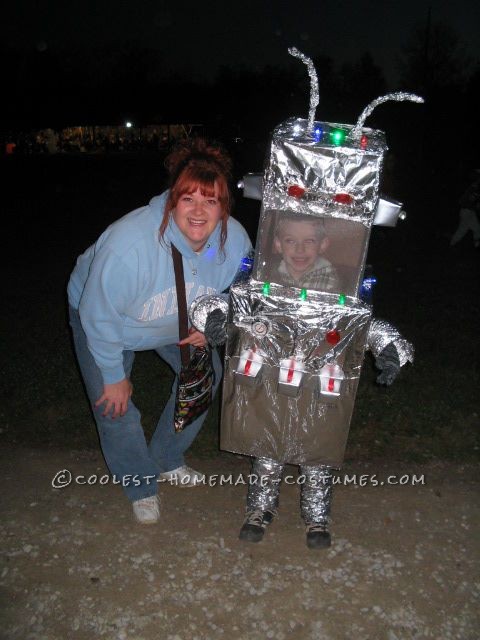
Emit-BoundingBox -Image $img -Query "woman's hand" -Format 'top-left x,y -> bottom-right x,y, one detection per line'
178,327 -> 207,348
95,378 -> 133,418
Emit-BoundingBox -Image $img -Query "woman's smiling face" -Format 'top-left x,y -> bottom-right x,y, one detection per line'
173,185 -> 223,251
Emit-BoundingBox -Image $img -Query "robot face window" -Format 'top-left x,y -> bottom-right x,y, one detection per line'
255,210 -> 369,296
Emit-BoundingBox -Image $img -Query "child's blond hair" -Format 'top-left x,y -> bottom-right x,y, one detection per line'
274,214 -> 327,241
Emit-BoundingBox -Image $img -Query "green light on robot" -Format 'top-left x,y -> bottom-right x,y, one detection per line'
299,288 -> 308,301
262,281 -> 271,295
330,128 -> 346,146
338,293 -> 346,305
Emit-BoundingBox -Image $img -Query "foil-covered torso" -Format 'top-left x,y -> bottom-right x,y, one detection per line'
221,282 -> 372,466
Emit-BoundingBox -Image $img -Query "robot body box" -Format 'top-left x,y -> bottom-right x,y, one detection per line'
220,283 -> 372,467
220,113 -> 395,466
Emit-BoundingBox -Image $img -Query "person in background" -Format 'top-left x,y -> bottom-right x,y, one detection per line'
450,170 -> 480,249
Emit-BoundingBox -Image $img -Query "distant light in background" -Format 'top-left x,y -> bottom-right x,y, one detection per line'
125,121 -> 133,128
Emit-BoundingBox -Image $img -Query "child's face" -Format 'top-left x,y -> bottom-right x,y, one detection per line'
274,220 -> 328,279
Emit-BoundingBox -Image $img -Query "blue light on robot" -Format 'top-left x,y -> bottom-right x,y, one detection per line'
231,252 -> 255,286
240,255 -> 254,272
314,125 -> 323,142
360,276 -> 377,304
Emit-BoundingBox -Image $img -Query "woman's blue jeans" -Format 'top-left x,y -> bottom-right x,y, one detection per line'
69,306 -> 222,501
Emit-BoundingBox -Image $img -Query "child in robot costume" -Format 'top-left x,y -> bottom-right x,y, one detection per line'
199,50 -> 421,550
204,245 -> 403,550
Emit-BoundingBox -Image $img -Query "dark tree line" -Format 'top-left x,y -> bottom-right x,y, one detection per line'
2,20 -> 479,210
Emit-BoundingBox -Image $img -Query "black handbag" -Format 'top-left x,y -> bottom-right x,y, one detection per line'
172,244 -> 214,432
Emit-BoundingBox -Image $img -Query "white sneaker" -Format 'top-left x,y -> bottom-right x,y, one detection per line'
132,495 -> 160,524
158,465 -> 205,487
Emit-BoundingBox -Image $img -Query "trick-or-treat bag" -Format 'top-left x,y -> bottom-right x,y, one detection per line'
174,346 -> 214,432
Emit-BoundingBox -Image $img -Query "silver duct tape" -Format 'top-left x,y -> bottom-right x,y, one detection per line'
299,464 -> 333,525
262,118 -> 387,225
220,282 -> 372,466
367,318 -> 414,367
188,294 -> 229,332
351,92 -> 424,139
246,457 -> 284,512
288,48 -> 319,131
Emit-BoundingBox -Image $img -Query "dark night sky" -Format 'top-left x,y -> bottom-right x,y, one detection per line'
3,0 -> 480,85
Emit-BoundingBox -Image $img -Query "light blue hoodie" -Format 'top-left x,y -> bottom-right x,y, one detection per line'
68,191 -> 251,384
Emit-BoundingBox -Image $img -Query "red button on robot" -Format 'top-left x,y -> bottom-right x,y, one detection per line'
288,184 -> 305,198
333,193 -> 353,205
326,329 -> 341,345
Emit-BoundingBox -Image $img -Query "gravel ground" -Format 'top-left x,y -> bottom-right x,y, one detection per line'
1,446 -> 479,640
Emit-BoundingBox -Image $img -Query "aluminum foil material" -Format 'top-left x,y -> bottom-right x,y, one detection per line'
367,318 -> 414,367
189,294 -> 229,332
351,92 -> 425,140
220,282 -> 372,466
246,457 -> 283,512
299,464 -> 333,525
261,118 -> 387,227
288,47 -> 319,131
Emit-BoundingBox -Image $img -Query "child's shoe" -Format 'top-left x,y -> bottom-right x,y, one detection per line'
306,522 -> 331,549
239,509 -> 276,543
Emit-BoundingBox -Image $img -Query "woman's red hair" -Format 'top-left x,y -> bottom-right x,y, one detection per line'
159,138 -> 233,253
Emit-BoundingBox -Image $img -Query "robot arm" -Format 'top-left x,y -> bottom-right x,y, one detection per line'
367,319 -> 414,385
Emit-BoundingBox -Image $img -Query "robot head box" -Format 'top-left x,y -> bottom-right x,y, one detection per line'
255,117 -> 384,297
253,48 -> 424,297
263,117 -> 387,224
